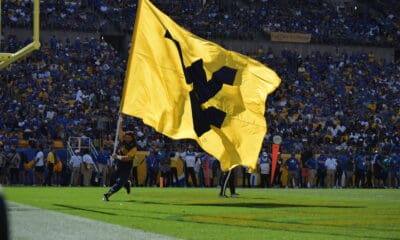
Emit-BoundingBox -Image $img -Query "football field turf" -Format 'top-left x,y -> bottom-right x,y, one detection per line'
4,187 -> 400,240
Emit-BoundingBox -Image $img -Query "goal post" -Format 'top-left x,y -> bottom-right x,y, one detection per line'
0,0 -> 41,69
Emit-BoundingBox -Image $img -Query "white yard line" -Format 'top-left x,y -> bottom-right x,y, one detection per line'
7,202 -> 179,240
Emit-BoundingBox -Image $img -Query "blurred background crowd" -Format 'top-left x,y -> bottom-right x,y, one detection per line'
0,0 -> 399,188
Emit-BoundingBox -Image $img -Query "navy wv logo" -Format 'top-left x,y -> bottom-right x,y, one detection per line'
165,30 -> 237,137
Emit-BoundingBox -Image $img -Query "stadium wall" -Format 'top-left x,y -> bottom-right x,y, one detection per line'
216,39 -> 395,62
8,29 -> 102,44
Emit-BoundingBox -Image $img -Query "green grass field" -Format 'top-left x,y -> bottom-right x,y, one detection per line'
4,187 -> 400,240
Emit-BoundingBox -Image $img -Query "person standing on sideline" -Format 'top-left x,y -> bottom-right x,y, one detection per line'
8,146 -> 21,185
273,156 -> 283,187
300,147 -> 313,188
345,150 -> 356,188
242,166 -> 251,188
394,153 -> 400,188
365,156 -> 374,188
69,150 -> 82,186
259,151 -> 271,188
373,151 -> 386,188
305,154 -> 317,188
285,153 -> 300,188
181,145 -> 198,187
219,165 -> 239,197
325,152 -> 338,188
159,149 -> 172,187
0,143 -> 8,185
144,148 -> 159,187
33,143 -> 45,186
170,151 -> 180,187
355,152 -> 367,188
96,147 -> 111,187
53,155 -> 63,186
131,154 -> 143,187
316,153 -> 327,188
103,116 -> 137,201
81,150 -> 95,186
44,146 -> 56,186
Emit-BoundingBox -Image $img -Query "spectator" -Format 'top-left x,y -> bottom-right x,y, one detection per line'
355,152 -> 367,188
144,149 -> 159,187
0,143 -> 8,185
316,154 -> 327,188
394,153 -> 400,188
181,145 -> 198,187
242,166 -> 251,188
69,150 -> 82,186
285,153 -> 300,188
259,151 -> 271,188
305,154 -> 317,188
211,156 -> 222,187
96,147 -> 111,187
8,146 -> 21,185
159,149 -> 172,187
33,143 -> 45,186
169,151 -> 180,187
325,152 -> 338,188
373,151 -> 387,188
345,151 -> 356,188
44,146 -> 56,186
81,149 -> 95,186
53,154 -> 63,186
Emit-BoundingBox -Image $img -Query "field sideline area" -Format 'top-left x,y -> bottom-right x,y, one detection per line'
3,187 -> 400,240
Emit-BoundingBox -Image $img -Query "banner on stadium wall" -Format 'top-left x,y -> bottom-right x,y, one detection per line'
271,32 -> 311,43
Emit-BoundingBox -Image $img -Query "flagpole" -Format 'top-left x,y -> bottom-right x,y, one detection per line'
113,114 -> 122,155
222,170 -> 232,196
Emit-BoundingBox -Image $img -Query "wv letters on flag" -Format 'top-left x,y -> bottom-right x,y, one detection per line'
165,30 -> 238,137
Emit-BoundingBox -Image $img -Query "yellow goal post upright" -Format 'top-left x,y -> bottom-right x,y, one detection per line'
0,0 -> 40,69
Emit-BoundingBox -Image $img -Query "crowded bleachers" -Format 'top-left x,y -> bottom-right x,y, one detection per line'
2,37 -> 398,153
2,0 -> 399,45
261,48 -> 400,154
0,0 -> 399,189
95,0 -> 400,46
2,0 -> 101,31
0,35 -> 125,146
249,0 -> 397,46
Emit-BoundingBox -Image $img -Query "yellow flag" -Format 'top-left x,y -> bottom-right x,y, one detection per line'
121,0 -> 281,172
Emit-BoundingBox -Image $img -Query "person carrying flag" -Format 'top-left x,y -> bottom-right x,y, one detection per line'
103,116 -> 137,201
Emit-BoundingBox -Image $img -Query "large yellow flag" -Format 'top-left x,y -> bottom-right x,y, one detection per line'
121,0 -> 281,172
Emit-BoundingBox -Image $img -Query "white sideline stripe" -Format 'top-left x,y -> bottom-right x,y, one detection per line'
7,202 -> 179,240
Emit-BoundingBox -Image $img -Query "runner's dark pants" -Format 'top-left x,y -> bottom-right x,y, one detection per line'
107,163 -> 132,195
220,170 -> 236,196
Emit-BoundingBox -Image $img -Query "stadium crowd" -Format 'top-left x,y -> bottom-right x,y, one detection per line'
1,34 -> 399,188
2,0 -> 399,46
0,0 -> 399,189
2,0 -> 100,31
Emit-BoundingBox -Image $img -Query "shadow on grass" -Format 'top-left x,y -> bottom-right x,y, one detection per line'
53,204 -> 117,215
124,199 -> 363,209
51,203 -> 393,240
